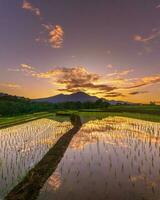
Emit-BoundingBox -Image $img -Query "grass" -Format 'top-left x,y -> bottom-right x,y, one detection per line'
56,110 -> 160,122
0,112 -> 54,129
79,111 -> 160,122
0,105 -> 160,129
80,104 -> 160,115
106,105 -> 160,115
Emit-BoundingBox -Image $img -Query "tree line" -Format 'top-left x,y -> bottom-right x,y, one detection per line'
0,94 -> 109,116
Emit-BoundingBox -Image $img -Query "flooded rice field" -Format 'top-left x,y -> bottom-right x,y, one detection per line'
38,117 -> 160,200
0,118 -> 72,199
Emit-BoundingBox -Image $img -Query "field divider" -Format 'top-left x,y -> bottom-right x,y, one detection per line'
5,114 -> 82,200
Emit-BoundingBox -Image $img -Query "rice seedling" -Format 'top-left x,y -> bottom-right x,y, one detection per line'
0,118 -> 72,199
37,116 -> 160,200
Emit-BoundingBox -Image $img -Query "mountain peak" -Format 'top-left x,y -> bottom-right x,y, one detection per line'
34,91 -> 98,103
70,91 -> 90,96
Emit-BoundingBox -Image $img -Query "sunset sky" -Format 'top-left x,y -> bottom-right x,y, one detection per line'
0,0 -> 160,103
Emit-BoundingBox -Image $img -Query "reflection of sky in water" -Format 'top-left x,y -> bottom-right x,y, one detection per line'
0,119 -> 72,199
38,117 -> 160,200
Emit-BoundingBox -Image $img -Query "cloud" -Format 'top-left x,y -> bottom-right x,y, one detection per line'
22,0 -> 41,16
21,64 -> 34,70
8,64 -> 35,73
20,64 -> 36,76
106,69 -> 133,77
129,91 -> 148,95
22,1 -> 64,49
0,82 -> 21,88
41,24 -> 53,31
106,50 -> 111,55
58,83 -> 116,93
106,64 -> 113,69
8,68 -> 20,72
30,66 -> 116,93
133,30 -> 160,43
124,74 -> 160,89
37,24 -> 64,48
34,66 -> 99,80
133,29 -> 160,54
156,4 -> 160,9
35,66 -> 99,82
104,92 -> 125,97
48,25 -> 64,48
18,64 -> 160,99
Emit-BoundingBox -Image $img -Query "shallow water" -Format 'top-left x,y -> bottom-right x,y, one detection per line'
38,117 -> 160,200
0,118 -> 72,199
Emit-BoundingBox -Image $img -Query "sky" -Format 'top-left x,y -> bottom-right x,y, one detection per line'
0,0 -> 160,103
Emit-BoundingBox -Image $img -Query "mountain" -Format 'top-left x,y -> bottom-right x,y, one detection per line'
1,91 -> 133,105
0,92 -> 8,97
0,92 -> 29,101
34,92 -> 133,105
34,92 -> 99,103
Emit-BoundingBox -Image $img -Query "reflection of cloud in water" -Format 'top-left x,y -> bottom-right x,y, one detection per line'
129,174 -> 160,192
0,119 -> 72,199
38,116 -> 160,200
70,117 -> 160,150
47,172 -> 62,191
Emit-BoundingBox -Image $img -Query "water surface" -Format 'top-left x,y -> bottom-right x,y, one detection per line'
0,118 -> 72,199
38,117 -> 160,200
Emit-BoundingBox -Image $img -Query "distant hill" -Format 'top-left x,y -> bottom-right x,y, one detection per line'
34,92 -> 99,103
0,91 -> 133,105
0,92 -> 55,116
33,91 -> 131,105
0,92 -> 8,97
0,92 -> 29,101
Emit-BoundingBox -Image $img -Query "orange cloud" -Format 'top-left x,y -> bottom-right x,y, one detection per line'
34,66 -> 99,83
29,66 -> 116,93
104,92 -> 125,97
129,91 -> 148,95
22,0 -> 40,16
0,82 -> 21,88
124,74 -> 160,89
38,24 -> 64,48
8,64 -> 35,75
106,69 -> 133,77
18,64 -> 160,100
49,25 -> 64,48
21,64 -> 34,70
22,1 -> 64,49
106,64 -> 113,68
